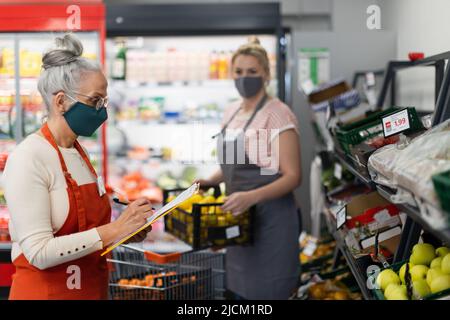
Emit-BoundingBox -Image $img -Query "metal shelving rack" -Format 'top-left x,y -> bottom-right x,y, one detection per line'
376,186 -> 450,246
324,210 -> 374,300
334,152 -> 375,188
323,51 -> 450,300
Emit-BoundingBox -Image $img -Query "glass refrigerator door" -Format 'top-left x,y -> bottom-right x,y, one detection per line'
15,32 -> 101,163
0,31 -> 102,242
0,33 -> 17,242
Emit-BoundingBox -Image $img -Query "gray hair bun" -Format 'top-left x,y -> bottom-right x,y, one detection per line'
42,33 -> 84,69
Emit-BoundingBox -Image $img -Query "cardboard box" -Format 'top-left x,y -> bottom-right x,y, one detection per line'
346,192 -> 390,217
343,192 -> 402,254
362,233 -> 402,256
308,80 -> 350,104
346,231 -> 402,258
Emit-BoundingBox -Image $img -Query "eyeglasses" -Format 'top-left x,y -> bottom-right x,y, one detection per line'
66,92 -> 109,111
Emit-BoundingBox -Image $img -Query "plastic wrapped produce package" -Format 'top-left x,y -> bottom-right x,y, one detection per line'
368,120 -> 450,227
367,144 -> 400,185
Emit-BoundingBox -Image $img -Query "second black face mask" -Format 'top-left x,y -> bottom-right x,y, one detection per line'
234,76 -> 264,98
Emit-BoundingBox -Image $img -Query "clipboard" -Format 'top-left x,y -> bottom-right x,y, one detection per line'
101,182 -> 200,256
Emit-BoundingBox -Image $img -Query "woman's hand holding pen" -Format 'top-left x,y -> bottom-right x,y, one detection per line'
114,197 -> 154,239
97,197 -> 154,247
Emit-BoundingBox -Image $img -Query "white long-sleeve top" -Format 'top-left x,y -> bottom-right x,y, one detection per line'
3,133 -> 104,270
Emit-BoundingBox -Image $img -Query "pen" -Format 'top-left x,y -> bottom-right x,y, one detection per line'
113,198 -> 155,210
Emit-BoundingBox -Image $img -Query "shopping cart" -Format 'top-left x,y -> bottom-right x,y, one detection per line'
107,244 -> 225,300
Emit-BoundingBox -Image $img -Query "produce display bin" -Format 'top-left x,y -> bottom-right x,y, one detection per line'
108,245 -> 225,300
334,107 -> 424,155
343,192 -> 402,246
348,129 -> 426,179
163,188 -> 254,250
432,170 -> 450,214
371,260 -> 450,300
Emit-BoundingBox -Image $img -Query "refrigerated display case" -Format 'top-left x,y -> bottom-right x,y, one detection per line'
0,0 -> 106,297
104,3 -> 288,249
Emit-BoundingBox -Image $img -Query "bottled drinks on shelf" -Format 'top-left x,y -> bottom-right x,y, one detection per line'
109,45 -> 273,83
208,50 -> 219,80
217,51 -> 227,80
111,39 -> 127,80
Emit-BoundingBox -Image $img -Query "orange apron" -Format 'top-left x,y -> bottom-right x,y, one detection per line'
9,123 -> 111,300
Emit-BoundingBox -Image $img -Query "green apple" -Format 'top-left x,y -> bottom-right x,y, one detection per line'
399,262 -> 414,284
384,283 -> 404,299
386,284 -> 408,300
410,265 -> 429,281
384,283 -> 401,299
410,243 -> 436,266
442,253 -> 450,274
376,269 -> 401,291
435,247 -> 450,257
412,280 -> 431,299
427,268 -> 445,287
430,257 -> 443,269
430,275 -> 450,294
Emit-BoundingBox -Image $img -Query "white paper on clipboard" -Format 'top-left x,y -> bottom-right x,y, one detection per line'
101,182 -> 200,256
148,183 -> 200,224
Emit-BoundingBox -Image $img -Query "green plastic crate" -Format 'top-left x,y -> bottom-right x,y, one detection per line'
372,260 -> 450,300
335,107 -> 424,155
432,169 -> 450,214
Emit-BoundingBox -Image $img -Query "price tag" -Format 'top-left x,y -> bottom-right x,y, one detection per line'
226,226 -> 240,239
336,206 -> 347,230
303,240 -> 318,257
334,163 -> 343,180
365,72 -> 376,87
382,108 -> 410,138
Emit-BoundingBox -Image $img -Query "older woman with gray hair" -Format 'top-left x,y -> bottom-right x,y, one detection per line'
3,34 -> 153,300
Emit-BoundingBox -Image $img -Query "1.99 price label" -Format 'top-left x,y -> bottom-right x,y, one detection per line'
382,109 -> 410,137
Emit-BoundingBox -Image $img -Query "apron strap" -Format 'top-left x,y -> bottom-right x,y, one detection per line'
74,140 -> 98,179
242,94 -> 268,133
41,123 -> 70,174
221,94 -> 268,135
40,122 -> 88,231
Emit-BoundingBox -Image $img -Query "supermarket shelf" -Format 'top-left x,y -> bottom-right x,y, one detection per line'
334,152 -> 375,188
334,150 -> 450,244
116,118 -> 222,125
110,79 -> 235,89
324,211 -> 373,300
376,185 -> 450,244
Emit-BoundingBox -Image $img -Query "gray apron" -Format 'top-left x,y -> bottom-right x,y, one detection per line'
217,96 -> 300,299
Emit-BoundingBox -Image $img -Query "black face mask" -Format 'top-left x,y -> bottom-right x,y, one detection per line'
234,76 -> 264,98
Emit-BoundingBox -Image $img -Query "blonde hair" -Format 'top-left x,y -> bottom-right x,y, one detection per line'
231,36 -> 270,77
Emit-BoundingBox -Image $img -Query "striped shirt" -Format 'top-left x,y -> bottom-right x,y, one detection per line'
222,97 -> 299,169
